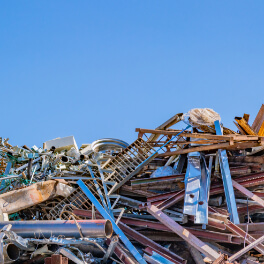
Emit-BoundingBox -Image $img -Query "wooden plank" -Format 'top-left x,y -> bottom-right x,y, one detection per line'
233,121 -> 246,135
235,117 -> 257,135
243,113 -> 250,123
258,121 -> 264,136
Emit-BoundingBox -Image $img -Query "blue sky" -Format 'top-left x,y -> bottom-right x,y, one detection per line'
0,1 -> 263,148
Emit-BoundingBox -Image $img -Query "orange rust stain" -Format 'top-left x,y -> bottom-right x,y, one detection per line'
29,190 -> 43,203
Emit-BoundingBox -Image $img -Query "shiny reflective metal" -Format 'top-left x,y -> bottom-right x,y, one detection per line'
0,220 -> 113,239
3,244 -> 20,264
91,138 -> 129,153
183,152 -> 201,216
195,154 -> 210,226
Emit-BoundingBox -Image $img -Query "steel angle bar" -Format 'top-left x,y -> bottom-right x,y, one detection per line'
214,120 -> 239,224
183,152 -> 201,216
146,204 -> 220,261
174,154 -> 187,174
228,235 -> 264,262
195,154 -> 210,226
232,180 -> 264,207
143,251 -> 176,264
225,221 -> 264,254
77,180 -> 147,264
102,236 -> 118,263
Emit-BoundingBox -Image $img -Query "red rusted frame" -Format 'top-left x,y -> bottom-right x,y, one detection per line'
141,172 -> 264,210
119,217 -> 241,244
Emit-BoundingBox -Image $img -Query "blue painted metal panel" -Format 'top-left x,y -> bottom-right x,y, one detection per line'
183,152 -> 201,216
195,155 -> 210,226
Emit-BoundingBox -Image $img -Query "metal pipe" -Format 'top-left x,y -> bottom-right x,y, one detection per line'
3,244 -> 20,263
0,220 -> 113,239
61,156 -> 69,162
77,179 -> 147,264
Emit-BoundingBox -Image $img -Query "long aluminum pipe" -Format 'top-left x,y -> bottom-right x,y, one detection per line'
0,220 -> 113,238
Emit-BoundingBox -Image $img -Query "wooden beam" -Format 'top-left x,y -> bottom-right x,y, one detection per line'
235,117 -> 257,135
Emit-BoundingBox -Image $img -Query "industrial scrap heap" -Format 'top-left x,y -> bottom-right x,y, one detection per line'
1,105 -> 264,264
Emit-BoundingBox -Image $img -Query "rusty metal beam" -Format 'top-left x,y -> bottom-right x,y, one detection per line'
232,180 -> 264,207
146,204 -> 220,261
225,221 -> 264,254
142,172 -> 264,210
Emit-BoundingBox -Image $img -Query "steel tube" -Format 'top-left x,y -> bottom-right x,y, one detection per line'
0,220 -> 113,238
3,244 -> 20,263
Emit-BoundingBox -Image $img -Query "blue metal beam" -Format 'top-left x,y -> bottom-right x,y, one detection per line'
214,120 -> 239,224
77,179 -> 147,264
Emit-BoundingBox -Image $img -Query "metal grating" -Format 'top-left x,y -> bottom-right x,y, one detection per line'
48,167 -> 106,220
102,138 -> 157,194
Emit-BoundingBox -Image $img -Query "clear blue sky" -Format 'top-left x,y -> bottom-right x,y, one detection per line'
0,1 -> 263,148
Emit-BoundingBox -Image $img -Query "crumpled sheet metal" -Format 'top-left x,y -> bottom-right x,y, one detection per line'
0,180 -> 74,214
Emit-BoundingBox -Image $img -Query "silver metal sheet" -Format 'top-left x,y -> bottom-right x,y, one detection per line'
183,152 -> 201,216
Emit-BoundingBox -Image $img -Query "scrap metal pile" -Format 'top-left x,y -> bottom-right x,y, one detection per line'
1,106 -> 264,264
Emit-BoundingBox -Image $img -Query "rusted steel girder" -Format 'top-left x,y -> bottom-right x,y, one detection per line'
120,217 -> 241,244
146,204 -> 220,261
221,220 -> 264,255
141,172 -> 264,210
